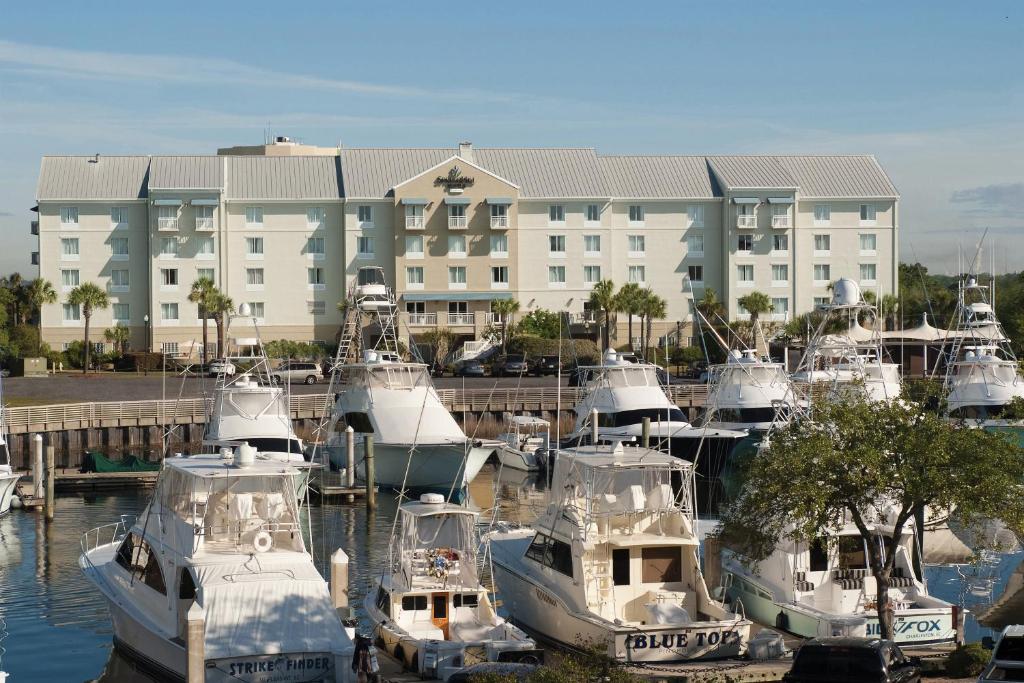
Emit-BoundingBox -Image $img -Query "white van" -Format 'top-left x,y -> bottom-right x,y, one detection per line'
979,625 -> 1024,681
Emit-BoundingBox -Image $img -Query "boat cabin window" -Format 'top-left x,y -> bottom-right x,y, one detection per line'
525,533 -> 574,578
402,595 -> 429,611
809,538 -> 829,572
241,437 -> 304,455
345,412 -> 375,433
376,586 -> 391,617
597,407 -> 687,427
453,594 -> 478,608
178,568 -> 196,600
715,407 -> 779,424
599,366 -> 660,388
641,546 -> 682,583
838,536 -> 867,570
114,532 -> 166,595
612,548 -> 631,585
366,365 -> 427,390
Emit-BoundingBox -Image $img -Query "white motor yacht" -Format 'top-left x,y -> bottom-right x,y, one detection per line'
0,373 -> 20,515
495,416 -> 550,472
80,446 -> 354,682
722,515 -> 957,646
365,493 -> 540,680
486,443 -> 751,662
701,349 -> 799,433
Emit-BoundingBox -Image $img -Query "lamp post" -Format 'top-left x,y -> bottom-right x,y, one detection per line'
143,313 -> 151,376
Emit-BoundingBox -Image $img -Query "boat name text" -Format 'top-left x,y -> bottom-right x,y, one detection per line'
629,630 -> 742,650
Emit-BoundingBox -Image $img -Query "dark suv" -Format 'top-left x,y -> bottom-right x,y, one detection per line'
530,355 -> 560,376
494,355 -> 529,377
783,638 -> 921,683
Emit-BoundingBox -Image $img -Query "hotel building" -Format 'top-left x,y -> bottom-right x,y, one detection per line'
33,140 -> 898,356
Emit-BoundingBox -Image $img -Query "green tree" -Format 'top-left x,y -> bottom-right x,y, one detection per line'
24,278 -> 57,355
67,282 -> 109,373
187,277 -> 217,364
1,272 -> 26,326
737,290 -> 773,349
417,327 -> 457,365
207,292 -> 235,358
490,298 -> 520,354
638,288 -> 667,360
695,287 -> 726,321
615,282 -> 644,350
103,323 -> 131,356
589,279 -> 617,350
516,309 -> 562,339
720,394 -> 1024,640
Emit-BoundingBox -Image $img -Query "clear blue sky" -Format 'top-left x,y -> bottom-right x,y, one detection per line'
1,1 -> 1022,274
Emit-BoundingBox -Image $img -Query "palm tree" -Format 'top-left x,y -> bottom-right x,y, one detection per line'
67,282 -> 109,373
207,292 -> 235,358
1,272 -> 25,326
589,279 -> 617,350
695,287 -> 726,322
638,288 -> 667,359
737,291 -> 773,350
490,298 -> 520,353
615,282 -> 644,351
104,323 -> 131,355
879,294 -> 899,331
24,278 -> 57,355
187,277 -> 216,364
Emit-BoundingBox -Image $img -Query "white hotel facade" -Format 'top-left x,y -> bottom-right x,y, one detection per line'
33,140 -> 898,355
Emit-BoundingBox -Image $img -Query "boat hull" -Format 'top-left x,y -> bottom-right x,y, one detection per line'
0,471 -> 20,515
495,445 -> 542,472
331,441 -> 493,490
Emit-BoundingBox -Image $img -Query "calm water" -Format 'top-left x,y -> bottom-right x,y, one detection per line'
0,466 -> 1018,681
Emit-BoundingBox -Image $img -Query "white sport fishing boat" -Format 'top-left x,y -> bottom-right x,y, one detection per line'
0,373 -> 20,515
722,514 -> 958,646
943,276 -> 1024,423
365,493 -> 541,680
495,416 -> 550,472
80,446 -> 354,682
701,349 -> 799,433
486,443 -> 751,662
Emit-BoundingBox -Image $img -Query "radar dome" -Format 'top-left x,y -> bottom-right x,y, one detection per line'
832,278 -> 861,307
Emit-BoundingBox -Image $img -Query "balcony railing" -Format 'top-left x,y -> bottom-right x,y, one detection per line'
30,220 -> 38,235
569,312 -> 598,324
490,215 -> 509,229
771,215 -> 790,229
483,313 -> 505,325
448,216 -> 468,230
737,215 -> 756,229
407,313 -> 437,326
448,313 -> 475,325
195,217 -> 215,231
157,217 -> 179,231
405,215 -> 425,230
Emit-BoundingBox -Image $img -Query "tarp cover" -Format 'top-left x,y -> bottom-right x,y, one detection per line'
80,451 -> 160,473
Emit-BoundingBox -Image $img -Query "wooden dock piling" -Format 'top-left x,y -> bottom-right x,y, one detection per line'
45,445 -> 55,521
365,436 -> 376,510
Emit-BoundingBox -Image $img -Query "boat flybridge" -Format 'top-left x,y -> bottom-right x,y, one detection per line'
943,276 -> 1024,423
791,278 -> 902,404
80,446 -> 354,682
721,513 -> 957,646
486,443 -> 751,662
701,349 -> 799,433
324,267 -> 496,491
495,416 -> 550,472
0,372 -> 21,515
365,493 -> 541,680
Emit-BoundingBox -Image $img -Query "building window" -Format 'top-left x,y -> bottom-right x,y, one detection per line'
159,237 -> 178,258
161,342 -> 179,355
771,264 -> 789,285
111,237 -> 129,260
687,233 -> 704,256
61,237 -> 80,260
584,265 -> 601,285
771,203 -> 790,228
307,267 -> 325,288
307,236 -> 325,259
246,237 -> 264,259
737,234 -> 753,253
156,205 -> 178,231
490,234 -> 508,258
307,207 -> 325,228
246,268 -> 264,289
814,204 -> 831,226
814,296 -> 831,308
548,205 -> 565,224
111,269 -> 130,290
860,203 -> 877,225
586,204 -> 601,224
357,235 -> 375,259
687,204 -> 705,228
357,205 -> 373,226
406,266 -> 424,288
584,234 -> 601,256
245,206 -> 264,226
406,235 -> 424,259
549,235 -> 566,257
194,205 -> 214,230
813,263 -> 831,284
687,265 -> 704,283
248,302 -> 265,320
628,235 -> 645,257
448,235 -> 467,258
161,302 -> 179,323
110,207 -> 128,227
813,234 -> 831,255
60,269 -> 79,290
860,263 -> 878,284
859,233 -> 877,254
489,203 -> 509,229
628,205 -> 645,225
448,266 -> 467,289
161,268 -> 179,288
772,233 -> 789,253
112,303 -> 130,322
308,300 -> 326,315
628,265 -> 646,284
196,236 -> 214,259
771,297 -> 789,320
491,266 -> 509,288
405,204 -> 424,230
548,265 -> 567,287
196,268 -> 214,282
736,202 -> 755,228
62,303 -> 80,322
60,207 -> 79,226
737,264 -> 754,286
448,203 -> 467,229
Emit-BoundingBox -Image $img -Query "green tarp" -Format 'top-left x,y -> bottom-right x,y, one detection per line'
80,451 -> 160,473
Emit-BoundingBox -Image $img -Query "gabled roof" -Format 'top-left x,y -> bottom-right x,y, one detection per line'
226,156 -> 343,200
150,156 -> 223,190
706,156 -> 797,190
391,154 -> 520,192
37,156 -> 150,200
339,148 -> 454,198
598,156 -> 720,198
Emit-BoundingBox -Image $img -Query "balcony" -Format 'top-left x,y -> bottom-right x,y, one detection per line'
448,313 -> 475,326
490,215 -> 509,229
569,312 -> 598,324
195,217 -> 215,231
407,313 -> 437,326
157,217 -> 179,231
30,220 -> 38,235
483,312 -> 505,326
448,216 -> 468,230
405,215 -> 425,230
737,215 -> 756,229
771,215 -> 790,229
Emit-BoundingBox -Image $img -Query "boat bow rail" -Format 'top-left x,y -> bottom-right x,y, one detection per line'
80,515 -> 136,566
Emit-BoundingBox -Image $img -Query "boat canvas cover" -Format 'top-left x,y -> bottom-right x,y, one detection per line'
194,561 -> 351,660
81,451 -> 160,473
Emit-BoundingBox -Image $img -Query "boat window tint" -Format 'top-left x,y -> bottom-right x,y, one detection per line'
641,546 -> 682,583
401,595 -> 428,611
525,533 -> 547,564
432,594 -> 448,619
612,548 -> 630,585
547,537 -> 574,577
376,586 -> 391,616
345,412 -> 375,433
996,636 -> 1024,660
838,536 -> 868,570
115,533 -> 136,571
458,594 -> 478,608
142,547 -> 166,594
809,538 -> 829,572
178,568 -> 196,600
609,408 -> 687,427
242,437 -> 304,454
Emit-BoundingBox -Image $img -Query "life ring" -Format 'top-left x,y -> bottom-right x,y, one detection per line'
253,531 -> 273,553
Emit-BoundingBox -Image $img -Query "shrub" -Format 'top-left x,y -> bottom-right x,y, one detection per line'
945,642 -> 990,678
62,340 -> 86,369
508,336 -> 601,367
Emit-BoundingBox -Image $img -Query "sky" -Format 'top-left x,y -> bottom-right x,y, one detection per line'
1,1 -> 1022,276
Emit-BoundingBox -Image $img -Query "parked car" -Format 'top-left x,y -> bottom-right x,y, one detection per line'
783,638 -> 921,683
530,355 -> 561,376
453,359 -> 487,378
980,625 -> 1024,681
271,361 -> 324,385
207,359 -> 236,377
494,354 -> 529,377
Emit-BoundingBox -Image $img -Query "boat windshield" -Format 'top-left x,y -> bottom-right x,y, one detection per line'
358,365 -> 429,390
228,391 -> 288,417
588,366 -> 660,389
712,364 -> 787,386
243,437 -> 305,455
598,407 -> 687,427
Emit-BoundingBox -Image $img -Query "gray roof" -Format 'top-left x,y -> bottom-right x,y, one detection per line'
149,156 -> 223,190
706,156 -> 797,190
37,156 -> 150,200
475,148 -> 605,198
598,156 -> 719,198
776,156 -> 898,198
226,156 -> 343,199
339,148 -> 454,198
